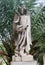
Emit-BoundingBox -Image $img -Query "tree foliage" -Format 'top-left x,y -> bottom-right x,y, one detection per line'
0,0 -> 14,37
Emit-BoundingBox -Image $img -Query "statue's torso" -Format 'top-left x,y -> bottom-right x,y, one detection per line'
20,15 -> 28,28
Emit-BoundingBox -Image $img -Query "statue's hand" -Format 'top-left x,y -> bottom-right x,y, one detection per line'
16,25 -> 29,33
17,25 -> 23,29
18,25 -> 29,32
16,25 -> 23,33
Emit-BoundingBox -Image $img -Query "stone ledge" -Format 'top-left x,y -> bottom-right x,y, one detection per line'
43,54 -> 45,65
11,61 -> 37,65
12,54 -> 33,62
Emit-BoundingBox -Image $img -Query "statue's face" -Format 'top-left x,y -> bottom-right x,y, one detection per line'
18,5 -> 27,15
20,7 -> 24,14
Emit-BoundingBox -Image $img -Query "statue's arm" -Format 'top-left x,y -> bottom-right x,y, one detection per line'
16,25 -> 23,32
13,14 -> 22,33
13,21 -> 23,33
13,14 -> 29,33
15,24 -> 28,33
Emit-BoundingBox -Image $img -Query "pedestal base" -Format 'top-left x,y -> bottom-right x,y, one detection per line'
11,61 -> 37,65
11,53 -> 37,65
43,54 -> 45,65
12,54 -> 33,62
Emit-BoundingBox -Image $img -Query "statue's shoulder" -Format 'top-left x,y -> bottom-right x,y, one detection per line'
14,13 -> 19,21
13,13 -> 19,23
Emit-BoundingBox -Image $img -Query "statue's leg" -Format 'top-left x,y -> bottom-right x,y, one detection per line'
15,33 -> 22,57
19,31 -> 27,56
15,33 -> 24,60
26,27 -> 32,54
17,32 -> 24,49
15,33 -> 21,50
20,31 -> 27,49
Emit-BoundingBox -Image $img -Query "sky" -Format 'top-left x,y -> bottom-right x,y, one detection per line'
36,0 -> 45,6
37,0 -> 44,3
21,0 -> 45,6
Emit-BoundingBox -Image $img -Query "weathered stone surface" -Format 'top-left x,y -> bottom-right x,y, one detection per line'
12,5 -> 35,64
0,59 -> 3,65
11,61 -> 37,65
21,54 -> 33,61
12,56 -> 22,62
43,54 -> 45,65
12,54 -> 33,62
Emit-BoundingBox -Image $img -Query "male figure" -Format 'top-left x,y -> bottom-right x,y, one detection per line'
13,4 -> 32,57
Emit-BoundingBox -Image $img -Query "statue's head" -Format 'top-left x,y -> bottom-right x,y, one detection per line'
18,3 -> 27,15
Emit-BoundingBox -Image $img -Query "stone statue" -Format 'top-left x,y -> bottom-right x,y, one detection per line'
12,4 -> 33,61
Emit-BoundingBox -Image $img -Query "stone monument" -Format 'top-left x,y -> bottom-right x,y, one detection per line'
11,4 -> 37,65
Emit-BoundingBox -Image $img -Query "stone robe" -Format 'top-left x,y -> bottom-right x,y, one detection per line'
13,14 -> 32,54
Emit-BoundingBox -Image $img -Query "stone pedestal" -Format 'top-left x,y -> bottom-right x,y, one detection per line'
11,61 -> 37,65
11,54 -> 37,65
12,54 -> 33,62
0,59 -> 3,65
43,54 -> 45,65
